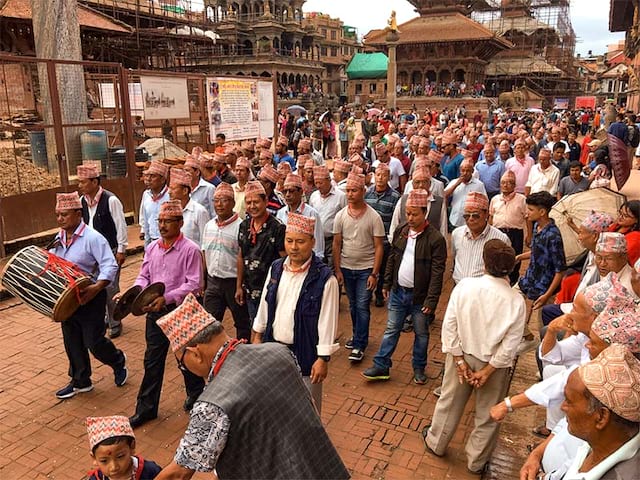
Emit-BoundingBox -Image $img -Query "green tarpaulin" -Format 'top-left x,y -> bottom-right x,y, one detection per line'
346,53 -> 388,80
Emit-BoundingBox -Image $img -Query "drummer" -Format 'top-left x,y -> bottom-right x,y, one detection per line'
120,200 -> 205,429
50,192 -> 128,400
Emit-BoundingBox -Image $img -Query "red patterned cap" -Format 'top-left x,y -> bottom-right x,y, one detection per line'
596,232 -> 627,254
214,153 -> 227,164
184,154 -> 200,170
277,162 -> 292,176
428,150 -> 444,163
592,309 -> 640,353
298,138 -> 312,150
86,416 -> 134,451
259,164 -> 280,184
313,165 -> 330,179
352,165 -> 364,175
303,157 -> 315,170
578,344 -> 640,422
406,189 -> 430,208
349,153 -> 363,164
260,149 -> 273,161
170,167 -> 192,188
284,173 -> 303,189
258,138 -> 272,149
276,136 -> 289,147
286,212 -> 315,237
77,164 -> 100,180
235,157 -> 251,170
200,153 -> 215,168
241,140 -> 255,152
375,162 -> 390,174
464,191 -> 489,212
244,180 -> 266,198
144,160 -> 169,178
581,212 -> 614,234
442,132 -> 457,145
413,167 -> 431,181
157,293 -> 219,353
158,199 -> 183,218
214,182 -> 235,200
346,172 -> 365,189
56,192 -> 82,211
333,160 -> 351,174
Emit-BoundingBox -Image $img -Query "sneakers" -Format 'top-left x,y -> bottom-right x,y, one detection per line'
55,383 -> 94,399
362,365 -> 390,381
413,369 -> 427,385
433,386 -> 442,397
348,348 -> 364,362
109,326 -> 122,339
345,338 -> 354,350
516,337 -> 540,356
114,353 -> 128,387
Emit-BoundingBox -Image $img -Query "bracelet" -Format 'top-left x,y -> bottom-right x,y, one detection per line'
455,359 -> 465,367
504,396 -> 514,413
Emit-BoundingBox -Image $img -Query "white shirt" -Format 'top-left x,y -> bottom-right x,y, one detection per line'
201,215 -> 243,279
394,181 -> 448,240
190,178 -> 216,218
276,203 -> 325,259
447,178 -> 487,227
442,274 -> 526,368
84,187 -> 128,253
564,430 -> 640,480
526,163 -> 560,195
542,418 -> 586,480
525,365 -> 577,409
397,235 -> 416,288
372,157 -> 406,190
253,258 -> 340,357
308,186 -> 347,237
139,186 -> 170,242
451,224 -> 510,283
560,252 -> 599,314
181,199 -> 210,247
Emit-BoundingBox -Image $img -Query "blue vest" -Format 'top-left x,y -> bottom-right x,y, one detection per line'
264,254 -> 333,376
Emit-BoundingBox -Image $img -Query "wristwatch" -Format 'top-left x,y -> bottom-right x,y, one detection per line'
504,396 -> 514,413
318,355 -> 330,362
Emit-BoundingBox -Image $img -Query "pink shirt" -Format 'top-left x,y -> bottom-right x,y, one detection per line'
490,193 -> 528,230
504,156 -> 534,194
135,235 -> 203,305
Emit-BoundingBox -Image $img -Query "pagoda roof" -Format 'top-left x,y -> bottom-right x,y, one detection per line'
364,12 -> 512,49
346,52 -> 388,80
0,0 -> 132,33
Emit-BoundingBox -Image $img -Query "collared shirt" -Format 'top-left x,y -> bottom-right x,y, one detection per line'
518,220 -> 566,300
238,215 -> 286,300
190,178 -> 216,218
308,186 -> 347,237
489,192 -> 527,230
505,156 -> 534,194
440,153 -> 464,181
527,163 -> 561,195
451,224 -> 510,283
364,185 -> 401,239
232,182 -> 246,219
134,235 -> 203,305
564,430 -> 640,480
274,153 -> 296,171
558,175 -> 589,198
182,199 -> 211,247
83,187 -> 128,253
448,178 -> 487,227
202,215 -> 243,279
372,157 -> 405,190
442,274 -> 526,368
475,159 -> 505,194
50,222 -> 118,283
139,186 -> 170,243
253,257 -> 340,356
276,203 -> 325,258
542,418 -> 586,480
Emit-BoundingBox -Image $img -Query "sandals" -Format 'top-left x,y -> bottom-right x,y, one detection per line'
532,425 -> 552,438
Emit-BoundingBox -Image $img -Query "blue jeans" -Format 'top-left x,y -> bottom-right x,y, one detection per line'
373,287 -> 433,371
341,267 -> 373,350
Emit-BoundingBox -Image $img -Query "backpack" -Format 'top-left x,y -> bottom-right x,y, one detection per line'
628,124 -> 640,148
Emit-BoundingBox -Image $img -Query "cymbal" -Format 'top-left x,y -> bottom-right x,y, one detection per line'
113,285 -> 142,322
131,282 -> 165,316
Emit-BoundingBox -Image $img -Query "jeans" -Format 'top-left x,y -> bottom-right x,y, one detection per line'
373,287 -> 433,371
341,267 -> 373,350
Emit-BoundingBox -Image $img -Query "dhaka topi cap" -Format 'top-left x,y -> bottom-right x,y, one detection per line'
464,191 -> 489,212
375,142 -> 388,155
77,164 -> 100,180
184,154 -> 200,170
578,343 -> 640,422
277,162 -> 292,175
169,167 -> 192,188
157,293 -> 219,353
298,138 -> 311,150
158,199 -> 183,219
428,149 -> 444,163
582,272 -> 638,315
244,180 -> 266,199
286,212 -> 315,237
596,232 -> 627,254
581,211 -> 615,234
258,138 -> 272,149
86,416 -> 134,452
313,165 -> 330,179
346,172 -> 365,190
375,162 -> 390,174
284,173 -> 303,190
214,182 -> 235,200
592,308 -> 640,353
144,160 -> 169,178
258,164 -> 279,184
235,157 -> 251,170
406,189 -> 430,208
413,167 -> 431,182
56,192 -> 82,211
200,153 -> 215,168
333,160 -> 351,174
351,165 -> 364,175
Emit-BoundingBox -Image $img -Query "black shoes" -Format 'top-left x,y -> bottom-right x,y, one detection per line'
129,412 -> 157,429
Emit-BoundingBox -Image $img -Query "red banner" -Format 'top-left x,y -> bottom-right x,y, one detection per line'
575,96 -> 596,109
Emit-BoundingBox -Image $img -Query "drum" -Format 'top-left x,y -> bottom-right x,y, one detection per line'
1,246 -> 93,322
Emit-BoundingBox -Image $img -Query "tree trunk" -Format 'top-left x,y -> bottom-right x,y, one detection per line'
31,0 -> 87,178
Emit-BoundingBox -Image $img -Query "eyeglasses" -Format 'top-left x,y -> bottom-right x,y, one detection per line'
177,348 -> 189,372
157,219 -> 179,225
618,209 -> 635,219
463,213 -> 482,220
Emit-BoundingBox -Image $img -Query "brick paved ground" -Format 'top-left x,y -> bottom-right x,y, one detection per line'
0,226 -> 543,479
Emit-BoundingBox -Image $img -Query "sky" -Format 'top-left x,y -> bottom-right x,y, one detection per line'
301,0 -> 625,57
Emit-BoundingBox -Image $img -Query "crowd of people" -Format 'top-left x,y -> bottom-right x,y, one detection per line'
396,80 -> 495,98
40,101 -> 640,479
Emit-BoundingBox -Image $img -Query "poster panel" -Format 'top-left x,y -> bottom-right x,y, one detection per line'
207,77 -> 260,142
553,98 -> 570,110
140,76 -> 190,120
258,81 -> 275,138
575,96 -> 597,110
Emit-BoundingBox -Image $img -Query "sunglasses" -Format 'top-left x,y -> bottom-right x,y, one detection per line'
463,213 -> 482,220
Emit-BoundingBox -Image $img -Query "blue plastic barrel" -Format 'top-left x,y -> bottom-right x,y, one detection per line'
28,131 -> 48,170
81,130 -> 108,173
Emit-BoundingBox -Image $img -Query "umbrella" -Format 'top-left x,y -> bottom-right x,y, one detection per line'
607,133 -> 632,189
287,105 -> 306,115
550,188 -> 626,265
367,107 -> 381,118
319,110 -> 330,122
526,107 -> 544,114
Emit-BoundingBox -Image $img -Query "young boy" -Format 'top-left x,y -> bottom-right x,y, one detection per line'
86,416 -> 162,480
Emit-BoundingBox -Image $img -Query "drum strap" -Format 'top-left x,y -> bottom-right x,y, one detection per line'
37,253 -> 86,304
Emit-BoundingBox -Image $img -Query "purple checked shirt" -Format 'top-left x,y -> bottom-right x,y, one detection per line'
134,235 -> 203,306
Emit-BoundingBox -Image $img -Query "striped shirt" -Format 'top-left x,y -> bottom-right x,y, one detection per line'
364,185 -> 401,241
202,215 -> 243,279
451,223 -> 510,284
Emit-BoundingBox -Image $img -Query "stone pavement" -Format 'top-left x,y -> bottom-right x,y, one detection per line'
0,229 -> 542,480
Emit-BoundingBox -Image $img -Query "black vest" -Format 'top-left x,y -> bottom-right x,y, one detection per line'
399,193 -> 443,231
82,190 -> 118,249
199,343 -> 350,480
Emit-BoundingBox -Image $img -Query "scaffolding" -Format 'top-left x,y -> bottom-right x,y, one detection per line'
469,0 -> 580,105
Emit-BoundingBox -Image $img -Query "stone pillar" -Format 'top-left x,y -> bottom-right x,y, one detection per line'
386,30 -> 399,109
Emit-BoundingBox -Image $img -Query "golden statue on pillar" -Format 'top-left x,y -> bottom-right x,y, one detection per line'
263,0 -> 272,17
387,10 -> 400,33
